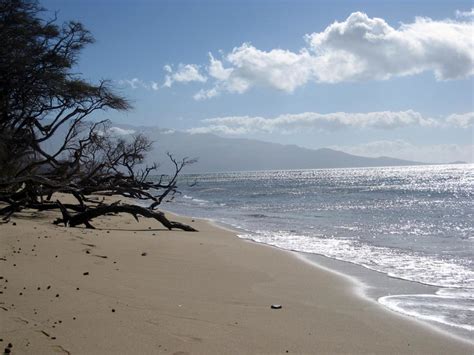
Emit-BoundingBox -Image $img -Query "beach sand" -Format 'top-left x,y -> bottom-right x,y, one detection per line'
0,202 -> 473,354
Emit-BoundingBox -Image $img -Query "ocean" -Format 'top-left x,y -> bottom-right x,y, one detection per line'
160,164 -> 473,341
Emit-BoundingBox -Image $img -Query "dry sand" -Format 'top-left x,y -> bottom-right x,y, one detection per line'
0,203 -> 473,354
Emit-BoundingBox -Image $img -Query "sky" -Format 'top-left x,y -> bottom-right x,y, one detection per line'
42,0 -> 473,163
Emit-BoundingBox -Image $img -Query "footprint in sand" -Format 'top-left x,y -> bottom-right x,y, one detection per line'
93,255 -> 108,259
51,345 -> 71,354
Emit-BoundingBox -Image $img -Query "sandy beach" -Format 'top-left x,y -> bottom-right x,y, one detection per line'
1,204 -> 473,354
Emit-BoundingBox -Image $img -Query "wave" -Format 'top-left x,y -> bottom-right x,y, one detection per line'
182,195 -> 210,205
379,292 -> 474,332
237,231 -> 474,289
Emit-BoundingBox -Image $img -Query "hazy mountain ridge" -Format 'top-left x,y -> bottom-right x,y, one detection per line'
110,124 -> 427,173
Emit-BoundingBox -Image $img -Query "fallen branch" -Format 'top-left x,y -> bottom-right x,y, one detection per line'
55,201 -> 197,231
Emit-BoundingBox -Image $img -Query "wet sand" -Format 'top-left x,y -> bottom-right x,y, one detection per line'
0,203 -> 472,354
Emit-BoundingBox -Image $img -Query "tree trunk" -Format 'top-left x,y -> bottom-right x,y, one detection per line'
55,202 -> 197,231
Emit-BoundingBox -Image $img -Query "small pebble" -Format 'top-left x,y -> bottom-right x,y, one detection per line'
55,294 -> 59,298
111,309 -> 115,313
141,252 -> 147,256
83,272 -> 89,276
12,222 -> 16,226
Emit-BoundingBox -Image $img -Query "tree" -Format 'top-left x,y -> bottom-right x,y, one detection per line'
0,0 -> 196,231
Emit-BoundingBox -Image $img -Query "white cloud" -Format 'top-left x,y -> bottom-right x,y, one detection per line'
163,64 -> 207,88
446,112 -> 474,128
187,110 -> 438,134
119,63 -> 207,91
305,12 -> 473,81
332,140 -> 473,163
208,53 -> 232,81
188,11 -> 473,99
118,78 -> 159,91
160,129 -> 176,135
118,78 -> 147,90
107,127 -> 136,136
193,87 -> 220,101
455,8 -> 474,18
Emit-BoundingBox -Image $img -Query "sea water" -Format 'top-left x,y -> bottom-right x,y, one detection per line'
160,164 -> 473,340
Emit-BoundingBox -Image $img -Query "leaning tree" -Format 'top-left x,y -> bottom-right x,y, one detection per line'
0,0 -> 196,230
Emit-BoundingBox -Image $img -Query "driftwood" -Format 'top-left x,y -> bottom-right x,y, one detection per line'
54,201 -> 196,231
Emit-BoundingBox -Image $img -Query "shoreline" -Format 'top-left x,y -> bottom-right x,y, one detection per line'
1,206 -> 473,353
178,211 -> 473,344
164,204 -> 474,342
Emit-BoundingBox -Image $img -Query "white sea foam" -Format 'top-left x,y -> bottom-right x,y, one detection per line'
379,293 -> 474,332
182,194 -> 209,205
237,231 -> 474,289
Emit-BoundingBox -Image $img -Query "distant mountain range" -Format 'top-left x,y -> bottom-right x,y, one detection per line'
108,124 -> 429,173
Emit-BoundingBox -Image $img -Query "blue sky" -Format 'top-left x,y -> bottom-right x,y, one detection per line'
42,0 -> 473,162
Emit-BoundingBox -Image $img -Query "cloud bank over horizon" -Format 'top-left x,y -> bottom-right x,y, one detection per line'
332,140 -> 473,163
105,123 -> 473,164
187,110 -> 473,135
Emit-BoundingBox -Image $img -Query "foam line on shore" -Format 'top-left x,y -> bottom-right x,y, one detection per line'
162,209 -> 474,346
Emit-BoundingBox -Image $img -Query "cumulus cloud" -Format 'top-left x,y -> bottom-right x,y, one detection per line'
193,87 -> 220,101
187,110 -> 439,134
184,11 -> 473,99
332,140 -> 473,163
455,8 -> 474,18
446,112 -> 474,128
163,64 -> 207,88
305,11 -> 473,81
118,78 -> 159,91
118,78 -> 146,89
107,127 -> 136,136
